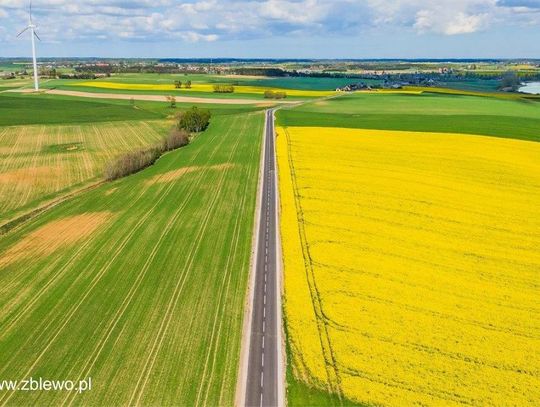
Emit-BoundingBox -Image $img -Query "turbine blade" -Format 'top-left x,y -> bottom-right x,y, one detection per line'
17,26 -> 30,37
29,0 -> 33,23
34,31 -> 41,41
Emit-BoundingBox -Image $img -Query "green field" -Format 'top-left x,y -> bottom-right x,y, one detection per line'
0,92 -> 268,227
18,74 -> 333,100
439,79 -> 501,92
0,93 -> 265,126
242,77 -> 382,90
0,119 -> 170,225
40,82 -> 269,100
0,94 -> 163,126
40,73 -> 372,91
0,111 -> 263,405
277,92 -> 540,142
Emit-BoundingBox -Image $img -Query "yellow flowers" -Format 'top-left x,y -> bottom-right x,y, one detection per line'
277,126 -> 540,406
73,81 -> 335,97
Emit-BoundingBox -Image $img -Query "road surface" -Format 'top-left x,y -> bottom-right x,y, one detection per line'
245,109 -> 283,407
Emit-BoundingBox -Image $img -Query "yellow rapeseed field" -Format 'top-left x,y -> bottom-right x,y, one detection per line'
277,126 -> 540,406
73,81 -> 335,98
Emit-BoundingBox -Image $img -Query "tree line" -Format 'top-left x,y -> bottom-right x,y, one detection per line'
105,107 -> 211,181
174,80 -> 192,89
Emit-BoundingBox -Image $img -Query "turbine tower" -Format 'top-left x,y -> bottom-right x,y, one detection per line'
17,1 -> 41,91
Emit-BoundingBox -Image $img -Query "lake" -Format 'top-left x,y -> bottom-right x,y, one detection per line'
519,82 -> 540,94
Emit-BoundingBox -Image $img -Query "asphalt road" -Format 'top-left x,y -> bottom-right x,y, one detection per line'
245,109 -> 281,407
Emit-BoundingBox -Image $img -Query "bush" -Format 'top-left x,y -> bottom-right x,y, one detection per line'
104,114 -> 201,181
177,107 -> 211,133
105,148 -> 161,181
213,84 -> 235,93
264,90 -> 287,99
162,128 -> 190,151
166,95 -> 177,108
500,71 -> 521,91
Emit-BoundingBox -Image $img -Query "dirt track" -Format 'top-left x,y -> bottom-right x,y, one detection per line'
9,88 -> 291,105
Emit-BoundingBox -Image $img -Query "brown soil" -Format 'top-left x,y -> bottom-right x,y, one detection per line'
0,167 -> 61,185
146,163 -> 235,185
0,212 -> 113,267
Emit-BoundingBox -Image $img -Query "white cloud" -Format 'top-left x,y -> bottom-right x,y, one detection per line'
259,0 -> 329,24
0,0 -> 538,45
414,9 -> 489,35
179,31 -> 219,42
443,12 -> 488,34
366,0 -> 499,35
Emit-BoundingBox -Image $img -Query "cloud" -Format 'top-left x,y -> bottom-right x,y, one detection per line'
0,0 -> 539,46
179,32 -> 219,42
366,0 -> 498,35
414,9 -> 489,35
259,0 -> 330,24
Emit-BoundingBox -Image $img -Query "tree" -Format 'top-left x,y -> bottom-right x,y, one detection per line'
500,71 -> 520,91
167,95 -> 177,108
264,90 -> 287,99
185,80 -> 192,89
213,84 -> 234,93
174,80 -> 182,89
177,107 -> 211,133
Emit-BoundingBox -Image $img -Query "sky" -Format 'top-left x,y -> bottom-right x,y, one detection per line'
0,0 -> 539,58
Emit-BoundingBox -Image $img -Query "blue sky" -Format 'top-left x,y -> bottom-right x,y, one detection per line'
1,0 -> 539,58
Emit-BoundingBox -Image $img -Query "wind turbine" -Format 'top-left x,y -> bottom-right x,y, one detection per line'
17,1 -> 41,91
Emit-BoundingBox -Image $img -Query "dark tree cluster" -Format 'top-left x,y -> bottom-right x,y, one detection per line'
264,90 -> 287,99
213,84 -> 235,93
176,107 -> 211,133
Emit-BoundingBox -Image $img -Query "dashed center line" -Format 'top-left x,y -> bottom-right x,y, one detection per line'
250,110 -> 278,407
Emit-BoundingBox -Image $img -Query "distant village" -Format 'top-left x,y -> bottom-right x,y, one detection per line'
335,76 -> 438,92
2,59 -> 540,93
